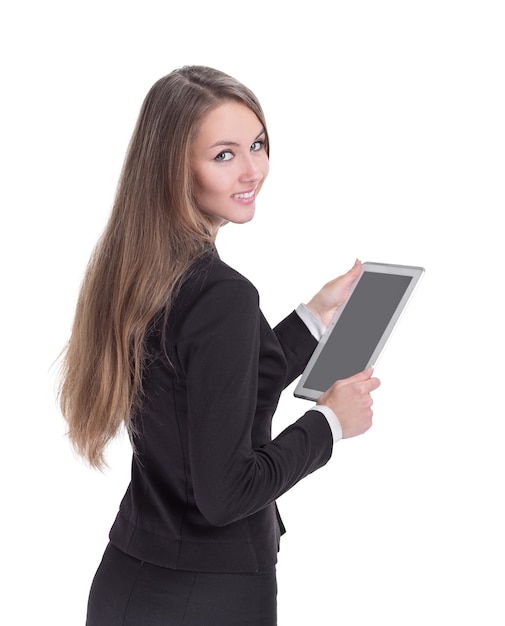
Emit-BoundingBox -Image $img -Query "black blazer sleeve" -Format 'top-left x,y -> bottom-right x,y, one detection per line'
274,310 -> 318,387
176,277 -> 332,527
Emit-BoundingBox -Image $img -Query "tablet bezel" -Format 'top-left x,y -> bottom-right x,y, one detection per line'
294,262 -> 425,401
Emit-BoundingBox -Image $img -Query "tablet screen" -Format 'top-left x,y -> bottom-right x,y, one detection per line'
303,271 -> 413,393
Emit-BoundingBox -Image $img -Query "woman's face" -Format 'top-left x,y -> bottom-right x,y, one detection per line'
190,100 -> 269,233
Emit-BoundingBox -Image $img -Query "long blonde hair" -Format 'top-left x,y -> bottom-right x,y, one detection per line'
58,66 -> 270,469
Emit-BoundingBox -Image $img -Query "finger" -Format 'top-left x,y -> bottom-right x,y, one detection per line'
345,258 -> 362,279
367,376 -> 381,391
331,368 -> 373,390
356,377 -> 381,395
343,367 -> 374,384
330,260 -> 361,289
349,258 -> 362,273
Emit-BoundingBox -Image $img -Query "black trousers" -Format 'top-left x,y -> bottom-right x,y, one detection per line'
86,543 -> 278,626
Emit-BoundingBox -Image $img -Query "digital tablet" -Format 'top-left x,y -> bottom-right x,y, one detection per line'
294,262 -> 424,401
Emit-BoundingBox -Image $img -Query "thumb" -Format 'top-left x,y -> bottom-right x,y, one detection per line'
345,258 -> 362,279
337,367 -> 374,386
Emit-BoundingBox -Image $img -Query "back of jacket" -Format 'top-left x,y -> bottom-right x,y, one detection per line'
109,249 -> 333,573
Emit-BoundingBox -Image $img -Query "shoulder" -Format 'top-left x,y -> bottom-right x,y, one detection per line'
184,248 -> 257,300
194,248 -> 254,284
171,249 -> 259,329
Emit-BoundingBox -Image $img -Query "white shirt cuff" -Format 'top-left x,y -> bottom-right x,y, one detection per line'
312,404 -> 343,443
295,303 -> 327,340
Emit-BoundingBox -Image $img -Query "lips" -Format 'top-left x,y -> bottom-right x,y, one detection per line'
232,189 -> 255,199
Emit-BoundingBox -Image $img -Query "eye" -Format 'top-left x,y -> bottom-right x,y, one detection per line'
251,140 -> 265,152
215,150 -> 233,162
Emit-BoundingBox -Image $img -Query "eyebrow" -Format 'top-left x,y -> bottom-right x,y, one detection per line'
208,128 -> 266,150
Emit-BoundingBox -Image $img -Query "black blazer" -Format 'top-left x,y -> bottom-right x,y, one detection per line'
109,249 -> 334,573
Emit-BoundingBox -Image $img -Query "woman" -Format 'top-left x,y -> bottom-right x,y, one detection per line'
59,66 -> 380,626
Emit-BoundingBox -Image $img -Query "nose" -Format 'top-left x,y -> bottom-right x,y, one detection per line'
239,154 -> 266,184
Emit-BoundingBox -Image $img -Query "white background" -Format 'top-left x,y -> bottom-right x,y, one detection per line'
1,1 -> 504,624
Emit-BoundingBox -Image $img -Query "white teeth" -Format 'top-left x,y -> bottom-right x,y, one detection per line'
233,190 -> 255,199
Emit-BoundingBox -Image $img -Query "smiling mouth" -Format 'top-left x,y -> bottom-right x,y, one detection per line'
232,190 -> 255,199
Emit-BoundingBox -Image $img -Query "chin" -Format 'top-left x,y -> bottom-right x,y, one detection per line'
234,208 -> 256,225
